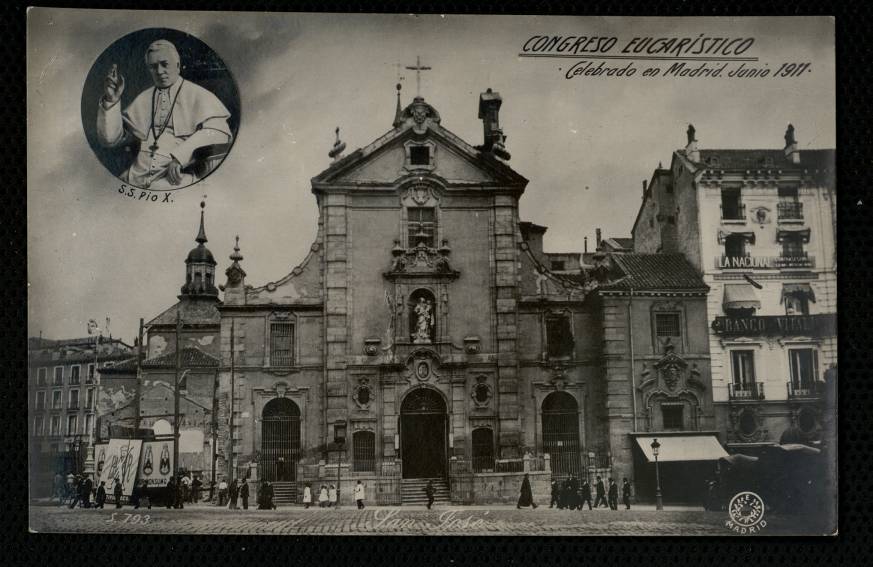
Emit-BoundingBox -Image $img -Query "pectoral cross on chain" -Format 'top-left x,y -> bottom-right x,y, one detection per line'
405,56 -> 432,97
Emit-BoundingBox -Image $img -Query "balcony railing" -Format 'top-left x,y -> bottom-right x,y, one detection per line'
68,402 -> 79,410
777,201 -> 804,221
787,381 -> 821,399
729,382 -> 765,400
720,203 -> 746,221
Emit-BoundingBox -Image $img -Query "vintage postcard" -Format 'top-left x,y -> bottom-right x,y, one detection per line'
27,10 -> 836,535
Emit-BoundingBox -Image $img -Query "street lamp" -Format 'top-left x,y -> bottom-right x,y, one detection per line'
651,438 -> 663,510
334,421 -> 347,509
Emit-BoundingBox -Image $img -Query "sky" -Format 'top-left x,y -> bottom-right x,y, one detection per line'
27,10 -> 836,344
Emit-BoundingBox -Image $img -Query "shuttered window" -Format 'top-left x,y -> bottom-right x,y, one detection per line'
270,322 -> 294,366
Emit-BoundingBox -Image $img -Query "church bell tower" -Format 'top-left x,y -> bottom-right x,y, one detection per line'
180,201 -> 219,299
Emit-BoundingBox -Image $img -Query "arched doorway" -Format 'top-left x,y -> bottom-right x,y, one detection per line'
542,391 -> 582,478
260,397 -> 301,482
400,388 -> 447,479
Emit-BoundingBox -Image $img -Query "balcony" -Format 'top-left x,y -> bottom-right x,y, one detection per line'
777,201 -> 804,221
787,381 -> 821,399
720,203 -> 746,222
716,254 -> 815,270
67,402 -> 79,411
729,382 -> 765,400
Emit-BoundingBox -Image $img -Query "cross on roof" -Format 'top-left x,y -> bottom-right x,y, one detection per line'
405,56 -> 432,97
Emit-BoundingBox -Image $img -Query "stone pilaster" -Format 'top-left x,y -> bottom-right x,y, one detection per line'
323,192 -> 350,438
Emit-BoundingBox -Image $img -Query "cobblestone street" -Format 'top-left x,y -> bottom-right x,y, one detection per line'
29,503 -> 820,535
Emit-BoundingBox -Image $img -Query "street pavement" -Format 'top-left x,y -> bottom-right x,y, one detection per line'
29,502 -> 824,535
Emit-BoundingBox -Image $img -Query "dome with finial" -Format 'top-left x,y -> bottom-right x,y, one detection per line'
181,201 -> 218,298
185,201 -> 217,265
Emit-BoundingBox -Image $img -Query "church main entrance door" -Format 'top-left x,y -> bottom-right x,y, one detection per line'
260,397 -> 301,482
400,388 -> 447,479
542,391 -> 582,479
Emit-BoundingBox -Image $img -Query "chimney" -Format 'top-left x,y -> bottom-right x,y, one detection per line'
685,123 -> 700,163
478,88 -> 511,160
595,228 -> 602,248
784,123 -> 800,164
584,236 -> 588,253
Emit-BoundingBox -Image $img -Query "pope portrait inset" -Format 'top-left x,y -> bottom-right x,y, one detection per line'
95,39 -> 233,190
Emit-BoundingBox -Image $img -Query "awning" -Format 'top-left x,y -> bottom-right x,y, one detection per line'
717,230 -> 756,245
635,434 -> 729,463
780,283 -> 816,304
776,227 -> 811,243
723,283 -> 761,310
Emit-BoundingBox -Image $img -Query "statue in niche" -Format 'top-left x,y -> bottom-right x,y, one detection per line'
413,296 -> 435,343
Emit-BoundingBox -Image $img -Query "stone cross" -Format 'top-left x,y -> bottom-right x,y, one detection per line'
405,56 -> 432,97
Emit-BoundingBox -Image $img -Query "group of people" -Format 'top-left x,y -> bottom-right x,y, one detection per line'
214,478 -> 253,510
300,480 -> 367,509
57,473 -> 125,509
547,475 -> 632,510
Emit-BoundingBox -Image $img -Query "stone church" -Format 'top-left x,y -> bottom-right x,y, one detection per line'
102,85 -> 720,505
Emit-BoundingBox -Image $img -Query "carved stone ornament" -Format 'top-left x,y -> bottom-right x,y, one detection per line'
352,378 -> 374,410
470,375 -> 493,408
654,344 -> 688,391
550,364 -> 567,390
751,206 -> 771,225
405,352 -> 441,383
463,336 -> 481,355
386,240 -> 459,278
275,382 -> 288,398
412,185 -> 430,205
729,406 -> 769,443
363,338 -> 381,356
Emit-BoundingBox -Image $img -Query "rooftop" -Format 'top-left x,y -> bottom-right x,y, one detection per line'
100,347 -> 219,374
600,254 -> 708,293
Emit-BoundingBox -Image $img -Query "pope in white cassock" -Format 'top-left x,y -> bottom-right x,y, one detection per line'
96,40 -> 233,189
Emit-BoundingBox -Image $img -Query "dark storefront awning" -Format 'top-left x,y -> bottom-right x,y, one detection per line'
723,283 -> 761,310
635,434 -> 729,463
781,283 -> 816,304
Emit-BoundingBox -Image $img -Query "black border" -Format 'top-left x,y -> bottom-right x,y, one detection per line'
9,2 -> 873,565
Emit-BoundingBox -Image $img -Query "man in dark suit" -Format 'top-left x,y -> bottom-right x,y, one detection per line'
580,479 -> 593,510
607,478 -> 619,510
622,478 -> 632,510
594,476 -> 608,508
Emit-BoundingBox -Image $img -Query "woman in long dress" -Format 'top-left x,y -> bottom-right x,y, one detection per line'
517,473 -> 537,509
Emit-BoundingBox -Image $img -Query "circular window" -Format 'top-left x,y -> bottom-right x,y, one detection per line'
739,410 -> 758,437
798,408 -> 817,433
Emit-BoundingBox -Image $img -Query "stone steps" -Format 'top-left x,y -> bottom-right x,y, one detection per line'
401,478 -> 450,505
272,482 -> 297,505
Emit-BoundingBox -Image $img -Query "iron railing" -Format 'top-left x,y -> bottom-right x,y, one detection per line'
729,382 -> 765,400
720,203 -> 746,221
787,381 -> 820,399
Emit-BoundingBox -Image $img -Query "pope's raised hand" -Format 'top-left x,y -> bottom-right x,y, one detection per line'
103,64 -> 125,106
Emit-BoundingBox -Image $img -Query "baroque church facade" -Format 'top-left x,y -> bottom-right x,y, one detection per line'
99,86 -> 719,504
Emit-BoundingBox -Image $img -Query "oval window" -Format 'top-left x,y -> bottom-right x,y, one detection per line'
739,410 -> 758,436
798,408 -> 817,433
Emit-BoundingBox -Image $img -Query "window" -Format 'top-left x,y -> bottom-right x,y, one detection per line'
410,146 -> 430,166
70,365 -> 80,385
781,234 -> 805,258
37,368 -> 47,386
270,322 -> 294,366
87,364 -> 95,383
34,417 -> 44,437
724,234 -> 747,257
546,315 -> 574,358
654,312 -> 682,346
67,415 -> 78,436
35,391 -> 46,410
86,388 -> 95,409
662,405 -> 684,430
551,260 -> 565,271
785,294 -> 810,316
789,349 -> 819,390
778,186 -> 799,201
52,390 -> 62,409
69,389 -> 79,410
53,366 -> 63,385
352,430 -> 375,472
50,416 -> 60,436
472,428 -> 496,472
721,188 -> 743,220
731,350 -> 756,386
407,207 -> 436,248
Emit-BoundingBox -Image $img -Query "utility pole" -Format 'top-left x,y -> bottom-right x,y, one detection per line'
228,319 -> 235,484
174,311 -> 182,482
134,318 -> 144,435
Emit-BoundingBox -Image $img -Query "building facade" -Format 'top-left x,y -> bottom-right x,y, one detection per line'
28,336 -> 134,495
632,124 -> 837,455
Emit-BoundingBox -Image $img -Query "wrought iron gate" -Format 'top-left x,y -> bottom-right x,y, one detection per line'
542,392 -> 582,479
260,398 -> 301,482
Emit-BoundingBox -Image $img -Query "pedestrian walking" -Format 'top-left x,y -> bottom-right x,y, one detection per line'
318,485 -> 328,508
218,479 -> 228,506
549,479 -> 559,508
81,476 -> 93,509
165,477 -> 176,509
67,475 -> 81,509
131,481 -> 140,509
192,476 -> 202,503
560,477 -> 572,509
113,479 -> 123,509
355,480 -> 365,509
174,476 -> 185,509
608,478 -> 618,510
181,473 -> 191,503
594,476 -> 608,508
568,476 -> 580,510
622,478 -> 631,510
424,480 -> 436,510
516,473 -> 538,509
580,478 -> 593,510
240,479 -> 250,510
303,483 -> 312,509
328,484 -> 337,508
257,481 -> 275,510
139,481 -> 152,510
229,479 -> 239,510
95,481 -> 107,509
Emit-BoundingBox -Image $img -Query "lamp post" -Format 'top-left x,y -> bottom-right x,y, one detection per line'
334,421 -> 347,509
651,438 -> 663,510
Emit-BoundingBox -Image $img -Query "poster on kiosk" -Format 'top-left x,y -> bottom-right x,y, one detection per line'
96,439 -> 143,499
138,440 -> 174,488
